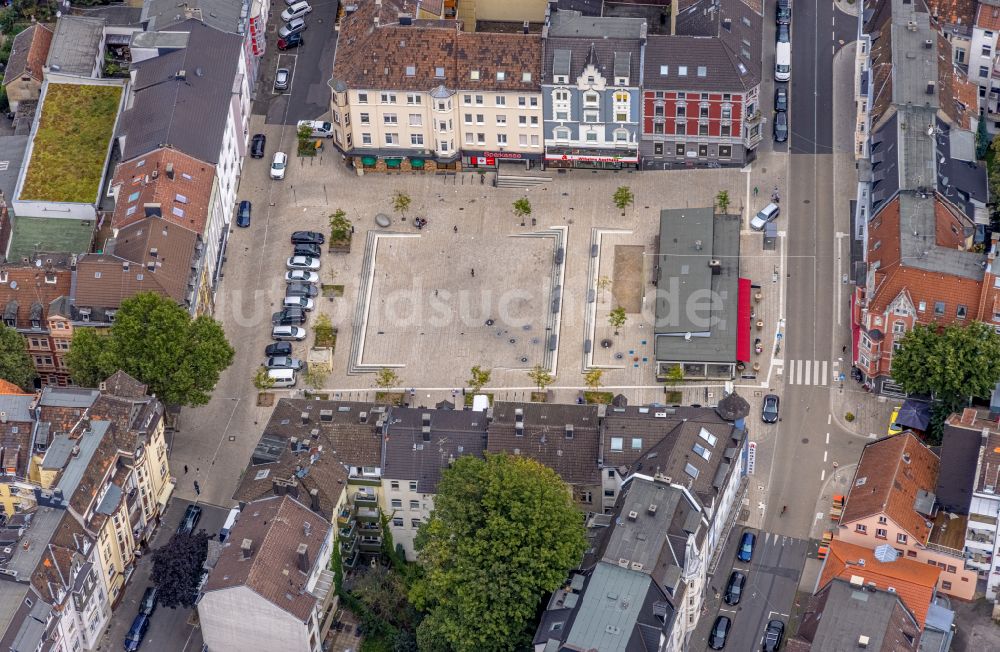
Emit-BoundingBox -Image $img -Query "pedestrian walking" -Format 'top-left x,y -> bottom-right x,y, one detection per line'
753,186 -> 759,197
471,268 -> 475,277
842,345 -> 847,353
453,225 -> 458,233
184,464 -> 188,474
193,480 -> 201,495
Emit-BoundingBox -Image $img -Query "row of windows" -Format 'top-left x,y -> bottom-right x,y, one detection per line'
652,103 -> 735,119
389,481 -> 419,492
552,127 -> 632,143
463,114 -> 540,127
391,517 -> 423,528
652,122 -> 734,137
357,92 -> 537,107
360,132 -> 542,148
854,523 -> 908,543
651,143 -> 734,158
390,499 -> 423,510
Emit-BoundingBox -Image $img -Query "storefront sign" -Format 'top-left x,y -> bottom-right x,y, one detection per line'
545,152 -> 640,163
484,151 -> 524,160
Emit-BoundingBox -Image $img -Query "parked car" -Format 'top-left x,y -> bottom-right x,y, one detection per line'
708,616 -> 731,650
724,571 -> 746,605
283,296 -> 314,311
291,230 -> 325,245
278,17 -> 306,38
270,152 -> 287,180
272,308 -> 306,326
177,504 -> 202,534
281,1 -> 312,22
236,200 -> 251,228
763,619 -> 785,652
762,394 -> 780,423
776,0 -> 791,24
250,134 -> 266,158
274,68 -> 290,92
138,586 -> 158,617
265,341 -> 293,357
266,356 -> 304,371
272,325 -> 307,341
124,614 -> 150,652
777,22 -> 790,44
773,111 -> 788,143
296,120 -> 333,138
286,255 -> 320,271
737,531 -> 756,563
774,86 -> 788,113
293,243 -> 322,258
887,406 -> 904,436
285,282 -> 319,297
750,203 -> 780,230
277,33 -> 304,50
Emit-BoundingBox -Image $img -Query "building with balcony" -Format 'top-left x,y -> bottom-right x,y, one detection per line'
380,407 -> 488,560
639,0 -> 762,168
198,495 -> 337,652
837,433 -> 977,599
541,8 -> 646,169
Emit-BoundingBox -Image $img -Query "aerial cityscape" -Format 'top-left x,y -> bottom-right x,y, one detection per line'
0,0 -> 999,650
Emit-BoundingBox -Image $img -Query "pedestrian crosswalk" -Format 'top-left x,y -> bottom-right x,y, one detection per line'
785,359 -> 830,386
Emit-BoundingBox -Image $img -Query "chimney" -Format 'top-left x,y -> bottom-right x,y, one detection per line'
241,538 -> 253,559
902,453 -> 911,464
296,543 -> 310,572
358,411 -> 368,423
303,521 -> 311,537
320,409 -> 333,422
0,411 -> 6,423
176,69 -> 186,80
422,425 -> 431,442
858,635 -> 870,648
301,411 -> 310,424
272,478 -> 285,495
709,259 -> 721,275
515,408 -> 524,436
694,240 -> 703,250
165,162 -> 174,179
565,424 -> 574,439
309,487 -> 320,511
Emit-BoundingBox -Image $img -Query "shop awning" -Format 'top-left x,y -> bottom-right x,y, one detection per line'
736,278 -> 752,362
385,158 -> 402,168
361,156 -> 377,166
410,158 -> 425,168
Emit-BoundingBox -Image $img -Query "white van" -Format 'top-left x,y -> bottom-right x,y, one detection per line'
281,1 -> 312,22
268,368 -> 297,388
219,508 -> 240,542
297,120 -> 333,138
775,42 -> 791,82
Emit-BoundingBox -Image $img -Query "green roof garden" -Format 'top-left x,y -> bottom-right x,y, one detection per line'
19,82 -> 123,204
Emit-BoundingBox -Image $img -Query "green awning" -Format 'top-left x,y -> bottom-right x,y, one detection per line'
410,158 -> 425,168
361,156 -> 377,166
385,158 -> 402,168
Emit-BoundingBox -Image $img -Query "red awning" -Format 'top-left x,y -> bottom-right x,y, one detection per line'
736,278 -> 752,362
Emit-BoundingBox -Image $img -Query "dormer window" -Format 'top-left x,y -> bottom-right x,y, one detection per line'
435,66 -> 445,78
405,65 -> 416,77
555,75 -> 567,84
496,71 -> 506,81
521,72 -> 531,82
0,271 -> 7,283
470,69 -> 480,80
78,308 -> 91,323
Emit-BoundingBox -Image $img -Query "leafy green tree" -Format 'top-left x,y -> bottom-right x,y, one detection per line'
512,197 -> 532,222
304,367 -> 328,390
392,191 -> 412,217
65,292 -> 234,405
351,564 -> 418,633
0,324 -> 36,390
253,366 -> 275,391
151,531 -> 209,608
375,367 -> 399,390
583,368 -> 603,392
609,306 -> 627,334
892,322 -> 1000,405
329,209 -> 351,244
663,365 -> 684,391
527,364 -> 553,393
467,365 -> 491,393
716,189 -> 731,214
411,454 -> 586,651
612,186 -> 634,215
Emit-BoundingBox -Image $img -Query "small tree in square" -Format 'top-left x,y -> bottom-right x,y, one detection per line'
612,186 -> 634,215
512,197 -> 532,224
608,306 -> 627,335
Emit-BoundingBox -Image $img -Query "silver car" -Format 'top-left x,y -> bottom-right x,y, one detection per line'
274,68 -> 290,91
750,203 -> 780,230
266,356 -> 304,371
278,17 -> 306,38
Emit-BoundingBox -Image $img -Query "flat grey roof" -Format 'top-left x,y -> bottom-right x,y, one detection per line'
563,563 -> 652,652
39,386 -> 99,408
548,9 -> 647,39
898,193 -> 985,279
0,394 -> 33,423
54,421 -> 110,498
141,0 -> 246,34
602,479 -> 682,571
95,483 -> 122,516
129,30 -> 190,50
897,105 -> 937,191
654,209 -> 741,363
890,8 -> 938,111
46,15 -> 104,76
10,598 -> 50,652
809,579 -> 917,651
0,136 -> 29,202
0,581 -> 29,642
3,508 -> 63,579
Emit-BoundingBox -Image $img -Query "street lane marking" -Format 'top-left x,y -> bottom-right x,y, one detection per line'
821,469 -> 826,481
826,432 -> 830,444
804,360 -> 811,385
827,413 -> 832,425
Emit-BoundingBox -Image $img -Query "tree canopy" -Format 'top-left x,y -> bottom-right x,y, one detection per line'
410,454 -> 586,651
0,324 -> 36,390
151,530 -> 209,608
65,292 -> 234,405
892,321 -> 1000,404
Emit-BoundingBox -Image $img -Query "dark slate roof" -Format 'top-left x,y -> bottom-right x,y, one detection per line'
870,112 -> 900,210
382,407 -> 488,493
644,35 -> 755,91
543,36 -> 643,85
669,0 -> 762,89
141,0 -> 244,34
936,418 -> 985,514
117,20 -> 242,164
935,118 -> 988,220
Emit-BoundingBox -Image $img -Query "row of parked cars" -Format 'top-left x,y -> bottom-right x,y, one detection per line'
709,532 -> 786,650
266,231 -> 327,387
773,0 -> 791,143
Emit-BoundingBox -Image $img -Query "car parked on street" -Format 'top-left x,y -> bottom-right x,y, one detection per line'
124,614 -> 150,652
737,531 -> 756,563
270,152 -> 287,180
291,231 -> 325,245
278,17 -> 306,38
266,356 -> 304,371
236,200 -> 251,228
281,1 -> 312,22
774,86 -> 788,113
250,134 -> 266,158
762,394 -> 780,423
272,325 -> 307,341
284,269 -> 319,284
297,120 -> 334,138
277,33 -> 304,50
286,255 -> 320,271
283,296 -> 314,311
708,615 -> 731,650
177,504 -> 202,534
777,22 -> 790,44
285,282 -> 319,297
265,341 -> 293,357
138,586 -> 158,617
763,619 -> 785,651
777,0 -> 790,24
272,308 -> 306,326
293,243 -> 322,258
750,203 -> 780,230
274,68 -> 290,92
724,571 -> 746,605
773,111 -> 788,143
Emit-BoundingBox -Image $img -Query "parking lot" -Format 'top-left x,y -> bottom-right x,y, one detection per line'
100,499 -> 231,652
691,528 -> 810,651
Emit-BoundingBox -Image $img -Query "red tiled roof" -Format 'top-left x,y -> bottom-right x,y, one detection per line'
841,433 -> 940,544
0,264 -> 73,329
976,3 -> 1000,31
1,24 -> 53,87
0,379 -> 30,395
819,539 -> 940,628
927,0 -> 976,26
938,33 -> 978,130
110,148 -> 216,236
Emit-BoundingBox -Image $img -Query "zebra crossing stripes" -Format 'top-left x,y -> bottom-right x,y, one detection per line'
786,359 -> 830,386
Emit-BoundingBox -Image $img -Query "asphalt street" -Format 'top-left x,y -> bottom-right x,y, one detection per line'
100,500 -> 231,652
691,529 -> 810,651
